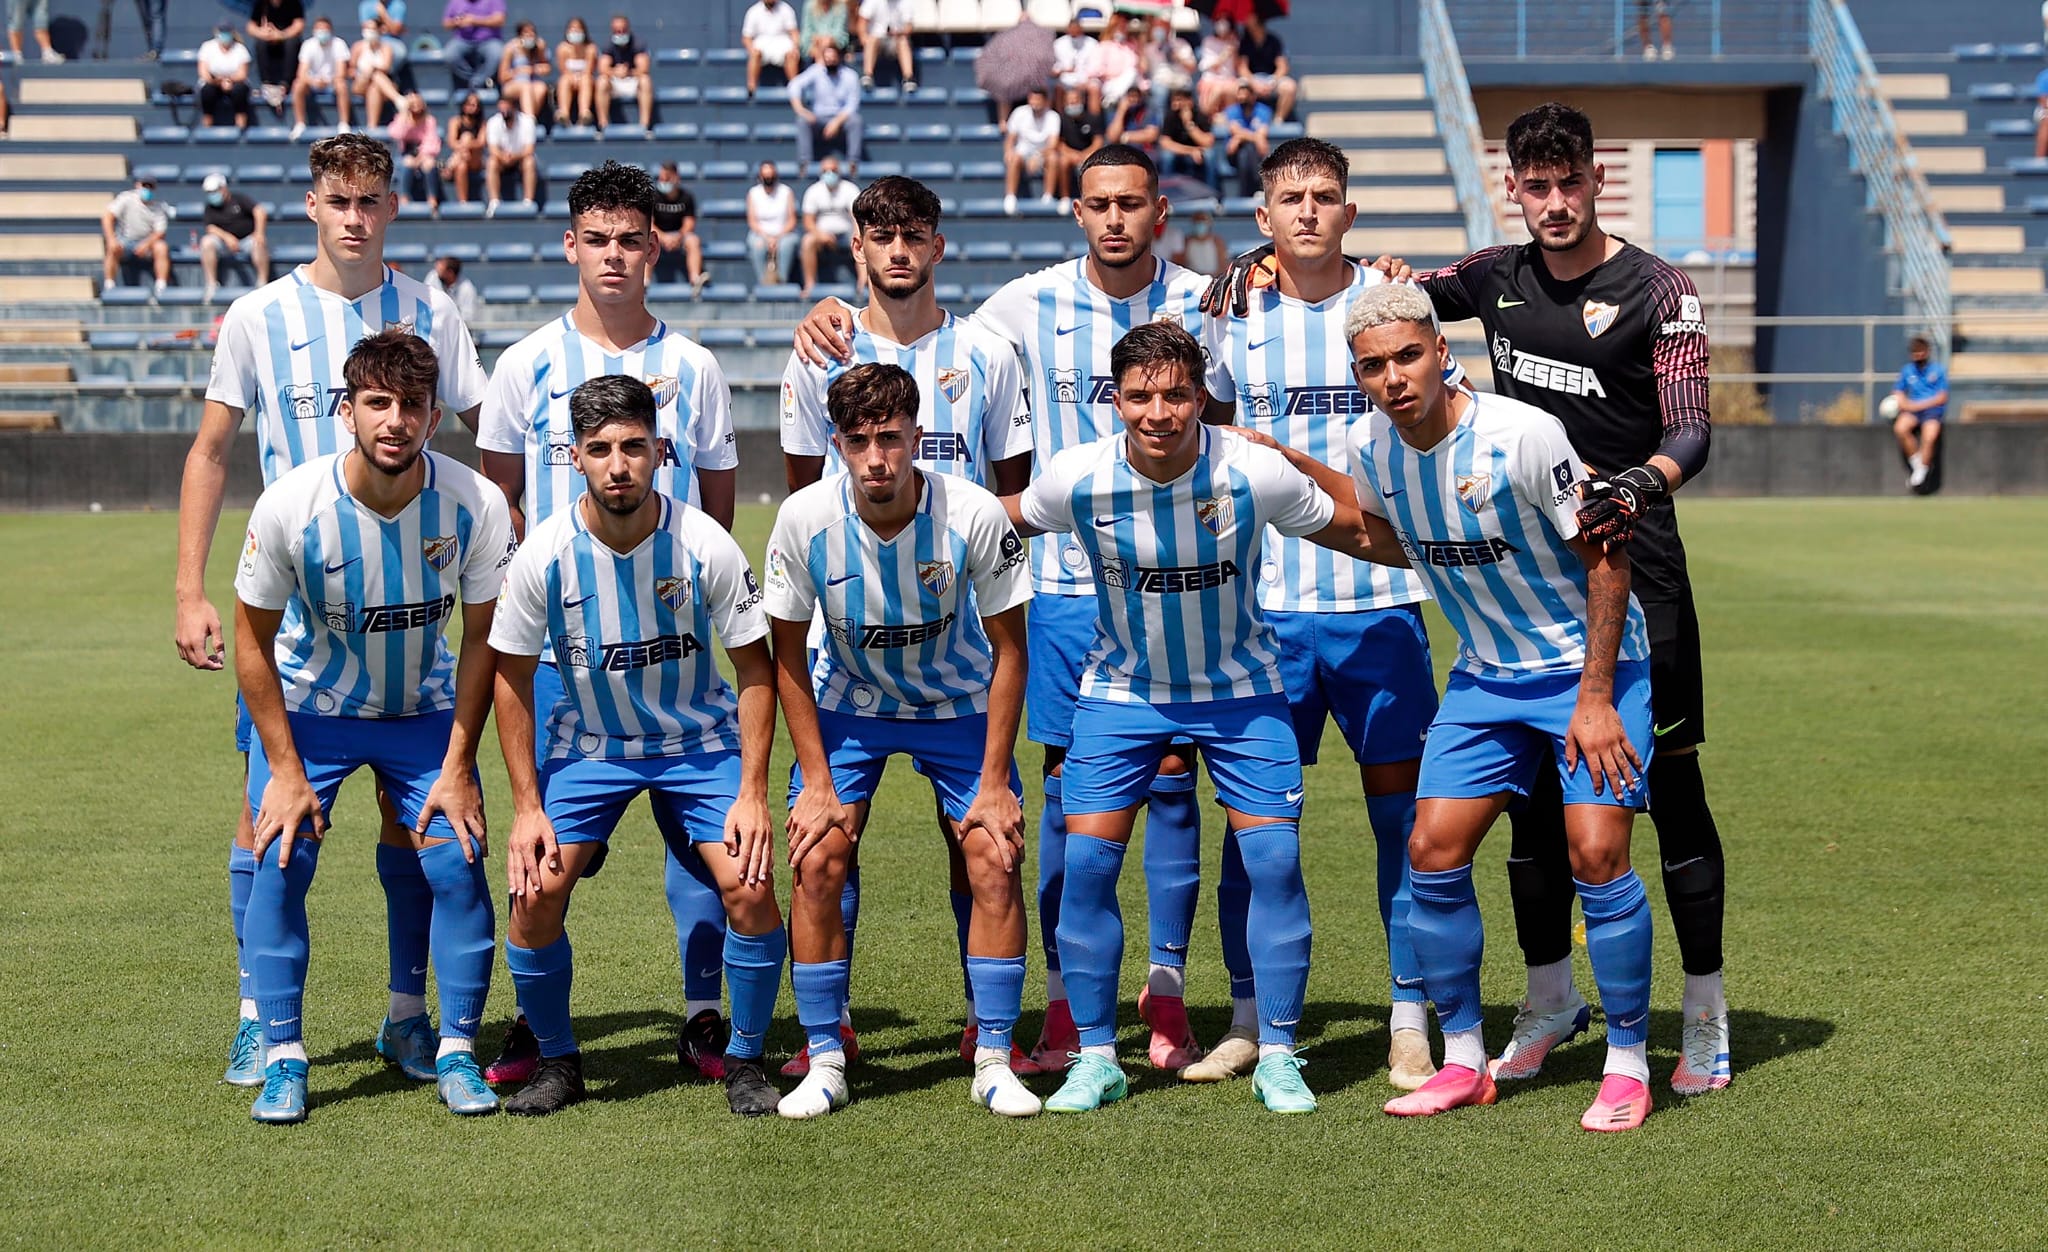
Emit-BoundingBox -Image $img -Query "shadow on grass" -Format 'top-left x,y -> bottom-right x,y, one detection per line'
1476,1004 -> 1836,1105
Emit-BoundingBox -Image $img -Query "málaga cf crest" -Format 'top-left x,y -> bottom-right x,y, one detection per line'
1582,301 -> 1620,339
423,536 -> 458,571
1454,473 -> 1491,515
918,559 -> 955,596
655,575 -> 689,612
1195,495 -> 1233,535
644,374 -> 681,407
936,367 -> 968,404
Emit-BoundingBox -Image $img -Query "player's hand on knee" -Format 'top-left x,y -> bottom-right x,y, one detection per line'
254,772 -> 325,866
506,807 -> 559,898
1575,464 -> 1667,550
1564,700 -> 1640,798
785,783 -> 851,869
417,769 -> 487,862
960,784 -> 1026,873
725,794 -> 775,887
1198,242 -> 1278,319
173,595 -> 225,669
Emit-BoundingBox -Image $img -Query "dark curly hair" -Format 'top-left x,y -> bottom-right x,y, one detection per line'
568,159 -> 658,228
852,176 -> 943,234
1505,102 -> 1595,174
827,363 -> 920,434
342,328 -> 439,408
1109,321 -> 1204,393
569,374 -> 657,439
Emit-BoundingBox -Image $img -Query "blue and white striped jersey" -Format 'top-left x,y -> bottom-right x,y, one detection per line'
974,256 -> 1210,596
1018,424 -> 1334,704
779,311 -> 1032,484
488,493 -> 770,760
764,471 -> 1033,719
234,451 -> 513,718
1204,268 -> 1459,613
206,266 -> 488,486
1348,390 -> 1650,678
476,314 -> 739,526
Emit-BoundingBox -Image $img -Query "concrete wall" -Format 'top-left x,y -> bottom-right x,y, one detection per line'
6,426 -> 2047,511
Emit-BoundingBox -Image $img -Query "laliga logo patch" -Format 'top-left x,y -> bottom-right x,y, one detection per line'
917,559 -> 955,597
936,367 -> 968,405
655,575 -> 689,612
1195,494 -> 1233,535
422,536 -> 458,571
780,379 -> 797,425
1240,382 -> 1280,419
1582,300 -> 1620,339
240,529 -> 260,576
764,545 -> 788,588
643,374 -> 681,408
1455,473 -> 1491,515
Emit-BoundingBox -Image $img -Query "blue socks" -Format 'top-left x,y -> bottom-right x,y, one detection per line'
1143,771 -> 1201,969
792,958 -> 851,1056
949,889 -> 974,1004
506,934 -> 576,1057
723,926 -> 787,1061
416,841 -> 494,1040
967,956 -> 1026,1051
375,841 -> 432,1000
228,844 -> 257,1001
1035,773 -> 1067,973
1235,823 -> 1311,1048
663,845 -> 726,1004
1408,864 -> 1484,1036
1365,791 -> 1425,1004
246,837 -> 323,1046
1578,872 -> 1653,1048
1216,831 -> 1254,1000
1054,833 -> 1127,1048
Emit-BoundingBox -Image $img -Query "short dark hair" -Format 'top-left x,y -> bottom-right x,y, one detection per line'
1908,334 -> 1931,351
1505,102 -> 1596,174
1077,143 -> 1159,197
1260,136 -> 1349,196
852,175 -> 943,234
1109,322 -> 1204,392
570,375 -> 657,439
435,254 -> 462,275
309,132 -> 393,192
568,160 -> 657,227
826,363 -> 919,434
343,329 -> 439,407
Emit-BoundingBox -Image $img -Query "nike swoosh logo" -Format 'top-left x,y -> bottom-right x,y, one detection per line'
1055,324 -> 1085,336
1654,718 -> 1687,737
1380,488 -> 1402,499
1495,296 -> 1526,309
410,965 -> 428,976
1270,1017 -> 1300,1028
268,1017 -> 298,1027
325,558 -> 360,573
550,387 -> 576,399
563,594 -> 597,609
1161,942 -> 1188,954
697,967 -> 722,980
1249,335 -> 1283,352
1093,515 -> 1129,528
1393,976 -> 1425,989
1617,1013 -> 1646,1029
825,573 -> 861,587
1284,789 -> 1305,804
1662,857 -> 1704,874
289,336 -> 322,351
458,1015 -> 480,1026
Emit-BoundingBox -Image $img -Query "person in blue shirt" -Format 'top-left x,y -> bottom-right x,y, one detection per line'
789,38 -> 864,175
1889,334 -> 1949,491
1222,80 -> 1274,197
2032,62 -> 2048,159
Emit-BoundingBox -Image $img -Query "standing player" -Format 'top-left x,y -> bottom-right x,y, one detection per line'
1205,102 -> 1725,1095
487,376 -> 787,1118
766,363 -> 1039,1118
1255,284 -> 1657,1131
1001,323 -> 1374,1116
477,161 -> 740,1086
234,330 -> 511,1124
1194,138 -> 1449,1090
796,145 -> 1214,1073
173,132 -> 488,1091
778,176 -> 1032,1073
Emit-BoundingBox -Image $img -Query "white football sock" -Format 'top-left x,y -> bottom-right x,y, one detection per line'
1389,1000 -> 1428,1035
1258,1043 -> 1292,1061
974,1045 -> 1008,1067
1145,963 -> 1184,999
436,1036 -> 474,1058
1080,1043 -> 1116,1062
838,1004 -> 854,1030
1046,969 -> 1066,1001
684,998 -> 720,1021
240,998 -> 259,1021
389,991 -> 427,1021
1684,971 -> 1726,1015
1526,958 -> 1576,1012
1231,996 -> 1257,1031
1605,1041 -> 1651,1084
268,1041 -> 308,1064
1443,1026 -> 1486,1073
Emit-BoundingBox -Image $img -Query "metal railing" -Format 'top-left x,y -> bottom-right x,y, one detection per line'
1809,0 -> 1953,352
1446,0 -> 1808,60
1419,0 -> 1508,251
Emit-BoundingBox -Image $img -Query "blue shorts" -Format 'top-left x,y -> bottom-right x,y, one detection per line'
1418,661 -> 1654,810
234,692 -> 254,754
1063,694 -> 1302,819
244,709 -> 467,836
788,709 -> 1024,822
1026,593 -> 1096,748
1268,606 -> 1438,766
531,661 -> 568,773
541,750 -> 742,877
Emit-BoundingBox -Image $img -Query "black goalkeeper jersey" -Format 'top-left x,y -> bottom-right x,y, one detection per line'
1417,240 -> 1711,602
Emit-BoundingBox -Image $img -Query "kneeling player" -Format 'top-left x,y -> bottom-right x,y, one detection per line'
1002,323 -> 1373,1115
234,330 -> 512,1124
766,362 -> 1039,1119
488,376 -> 787,1118
1267,284 -> 1658,1131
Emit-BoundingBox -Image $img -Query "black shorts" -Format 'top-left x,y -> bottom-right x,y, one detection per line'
1641,592 -> 1704,752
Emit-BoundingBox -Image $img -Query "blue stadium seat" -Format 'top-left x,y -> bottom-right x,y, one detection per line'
419,87 -> 452,106
101,287 -> 151,305
906,123 -> 953,142
193,126 -> 242,144
536,283 -> 580,304
478,327 -> 525,349
934,282 -> 965,304
704,122 -> 750,141
655,86 -> 701,105
646,281 -> 694,301
698,325 -> 749,347
239,164 -> 287,183
867,123 -> 903,141
210,286 -> 255,304
386,242 -> 430,264
907,87 -> 952,106
959,160 -> 1004,180
907,161 -> 953,180
756,282 -> 802,301
542,199 -> 571,217
246,125 -> 291,143
860,161 -> 904,177
2010,157 -> 2048,175
89,330 -> 143,349
956,124 -> 1001,143
133,163 -> 182,183
1953,43 -> 1998,59
703,86 -> 751,105
274,243 -> 317,264
483,284 -> 534,304
492,201 -> 542,219
955,240 -> 1010,262
396,202 -> 435,220
703,240 -> 747,261
1969,83 -> 2021,100
952,88 -> 990,107
917,46 -> 944,63
1016,240 -> 1067,262
700,198 -> 747,218
652,122 -> 701,141
438,241 -> 483,262
143,124 -> 190,144
158,287 -> 205,305
966,282 -> 1003,303
699,283 -> 753,301
1988,119 -> 2033,137
701,160 -> 752,180
2000,42 -> 2045,58
755,122 -> 798,142
950,47 -> 980,62
2027,196 -> 2048,214
655,48 -> 700,65
182,163 -> 232,183
553,124 -> 600,142
1270,122 -> 1305,140
703,48 -> 748,65
547,162 -> 594,182
487,242 -> 536,262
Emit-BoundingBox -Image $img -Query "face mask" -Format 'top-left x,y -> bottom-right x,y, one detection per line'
1064,104 -> 1082,116
522,36 -> 536,48
362,28 -> 379,42
206,191 -> 225,207
216,32 -> 233,45
657,180 -> 678,194
1215,23 -> 1231,38
138,187 -> 155,201
568,29 -> 585,42
315,29 -> 331,43
1190,221 -> 1211,237
612,32 -> 631,45
821,171 -> 840,188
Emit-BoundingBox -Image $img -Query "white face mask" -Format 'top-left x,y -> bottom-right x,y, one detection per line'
315,28 -> 331,42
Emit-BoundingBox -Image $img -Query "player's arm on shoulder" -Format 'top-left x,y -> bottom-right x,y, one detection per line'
1004,465 -> 1068,539
1258,443 -> 1408,568
476,353 -> 533,535
174,398 -> 246,669
780,351 -> 831,491
1412,246 -> 1508,324
791,295 -> 861,367
1200,321 -> 1237,424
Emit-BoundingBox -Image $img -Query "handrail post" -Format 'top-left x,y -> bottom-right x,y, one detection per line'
1420,0 -> 1508,250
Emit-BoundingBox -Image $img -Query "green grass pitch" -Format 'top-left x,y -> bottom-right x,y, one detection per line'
1,498 -> 2044,1248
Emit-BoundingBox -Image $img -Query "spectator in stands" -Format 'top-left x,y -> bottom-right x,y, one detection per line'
94,0 -> 166,60
442,0 -> 506,90
1053,83 -> 1105,212
556,17 -> 597,127
1107,83 -> 1160,156
351,20 -> 405,128
2033,56 -> 2048,159
102,175 -> 170,297
1222,78 -> 1272,196
802,0 -> 852,60
389,91 -> 444,211
1158,84 -> 1218,191
1235,11 -> 1295,123
197,173 -> 271,301
1171,206 -> 1226,275
856,0 -> 914,91
597,14 -> 654,137
443,90 -> 487,202
1891,334 -> 1950,491
430,253 -> 481,321
1003,84 -> 1059,216
747,159 -> 800,284
799,154 -> 861,298
790,38 -> 863,176
8,0 -> 63,63
1638,0 -> 1673,61
1142,14 -> 1196,113
360,0 -> 407,46
246,0 -> 307,117
484,92 -> 538,212
499,21 -> 553,120
290,17 -> 352,140
1054,17 -> 1099,110
652,160 -> 707,289
199,24 -> 255,129
1085,14 -> 1145,108
1196,15 -> 1239,114
743,0 -> 801,98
